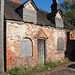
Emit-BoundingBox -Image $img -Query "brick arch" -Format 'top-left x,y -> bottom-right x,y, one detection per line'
11,0 -> 21,4
23,37 -> 33,42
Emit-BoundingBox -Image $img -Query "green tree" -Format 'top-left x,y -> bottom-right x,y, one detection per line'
60,0 -> 75,18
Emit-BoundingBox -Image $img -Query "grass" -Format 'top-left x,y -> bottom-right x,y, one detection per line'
7,67 -> 33,75
7,58 -> 70,75
44,58 -> 70,69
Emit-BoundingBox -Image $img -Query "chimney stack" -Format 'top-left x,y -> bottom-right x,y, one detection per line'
51,0 -> 59,12
11,0 -> 21,4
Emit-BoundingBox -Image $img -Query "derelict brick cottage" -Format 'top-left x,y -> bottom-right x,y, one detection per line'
0,0 -> 75,72
5,0 -> 67,70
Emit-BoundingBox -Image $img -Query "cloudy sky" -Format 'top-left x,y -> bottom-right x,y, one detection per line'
21,0 -> 63,12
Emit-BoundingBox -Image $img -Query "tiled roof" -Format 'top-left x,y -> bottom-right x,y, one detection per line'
4,0 -> 54,26
37,9 -> 54,26
4,0 -> 22,21
4,0 -> 75,29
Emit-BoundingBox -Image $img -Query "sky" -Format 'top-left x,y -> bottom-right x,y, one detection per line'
21,0 -> 63,13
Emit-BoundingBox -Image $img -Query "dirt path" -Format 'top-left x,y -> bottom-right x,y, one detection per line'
30,62 -> 75,75
0,73 -> 7,75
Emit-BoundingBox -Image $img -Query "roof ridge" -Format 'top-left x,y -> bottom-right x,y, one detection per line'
17,0 -> 38,11
38,9 -> 49,13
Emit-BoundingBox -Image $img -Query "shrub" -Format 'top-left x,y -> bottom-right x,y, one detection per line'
35,64 -> 46,71
62,58 -> 70,63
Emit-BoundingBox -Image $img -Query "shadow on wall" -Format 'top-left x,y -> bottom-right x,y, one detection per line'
65,32 -> 75,61
4,18 -> 6,71
68,64 -> 75,69
68,40 -> 75,61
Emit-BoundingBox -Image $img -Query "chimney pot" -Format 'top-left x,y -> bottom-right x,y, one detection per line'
51,0 -> 59,12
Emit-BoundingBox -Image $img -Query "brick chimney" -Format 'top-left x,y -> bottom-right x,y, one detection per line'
11,0 -> 21,4
51,0 -> 59,12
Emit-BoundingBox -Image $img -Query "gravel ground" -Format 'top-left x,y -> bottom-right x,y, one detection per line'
0,73 -> 7,75
51,69 -> 75,75
30,62 -> 75,75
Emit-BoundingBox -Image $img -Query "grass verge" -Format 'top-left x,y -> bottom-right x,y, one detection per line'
7,58 -> 70,75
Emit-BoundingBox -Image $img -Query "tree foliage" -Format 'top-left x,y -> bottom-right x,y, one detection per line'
60,0 -> 75,18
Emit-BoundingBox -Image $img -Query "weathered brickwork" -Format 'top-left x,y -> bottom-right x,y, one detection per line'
6,20 -> 67,70
70,31 -> 75,40
11,0 -> 21,4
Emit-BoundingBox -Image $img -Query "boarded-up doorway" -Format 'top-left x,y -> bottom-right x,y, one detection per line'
37,38 -> 46,64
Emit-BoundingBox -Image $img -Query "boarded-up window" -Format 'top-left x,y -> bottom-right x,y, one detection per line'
57,38 -> 64,53
55,18 -> 64,28
20,38 -> 33,57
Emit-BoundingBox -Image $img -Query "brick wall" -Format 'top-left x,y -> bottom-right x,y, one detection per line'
6,20 -> 67,70
11,0 -> 21,4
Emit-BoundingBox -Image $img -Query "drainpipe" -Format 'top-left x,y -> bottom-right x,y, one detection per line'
0,0 -> 4,72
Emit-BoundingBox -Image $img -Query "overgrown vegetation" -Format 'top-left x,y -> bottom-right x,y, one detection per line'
60,0 -> 75,18
60,0 -> 75,30
7,67 -> 33,75
7,58 -> 70,75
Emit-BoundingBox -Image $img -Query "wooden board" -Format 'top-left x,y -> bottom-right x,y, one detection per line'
20,38 -> 32,58
37,39 -> 45,64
